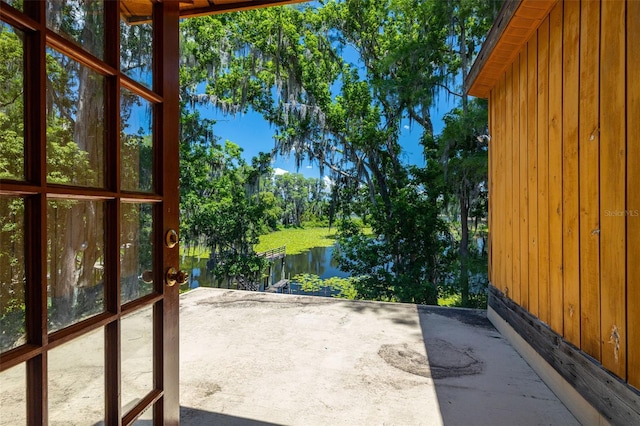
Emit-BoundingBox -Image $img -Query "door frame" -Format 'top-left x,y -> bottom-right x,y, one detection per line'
0,1 -> 181,424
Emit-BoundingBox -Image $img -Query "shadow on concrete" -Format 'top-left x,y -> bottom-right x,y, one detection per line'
416,306 -> 579,426
128,406 -> 282,425
181,406 -> 282,425
175,289 -> 578,425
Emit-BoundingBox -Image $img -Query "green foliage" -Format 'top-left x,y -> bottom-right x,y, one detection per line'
266,172 -> 330,226
0,197 -> 26,349
179,108 -> 276,286
255,227 -> 337,255
212,251 -> 269,285
431,98 -> 489,306
292,273 -> 359,300
177,0 -> 495,304
0,24 -> 24,180
334,167 -> 448,305
45,116 -> 93,184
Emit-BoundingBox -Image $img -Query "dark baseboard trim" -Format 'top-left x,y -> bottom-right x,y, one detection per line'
488,285 -> 640,425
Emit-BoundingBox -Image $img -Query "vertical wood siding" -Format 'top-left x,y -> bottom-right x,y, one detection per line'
537,17 -> 550,326
599,0 -> 626,379
548,4 -> 564,335
527,34 -> 539,318
561,0 -> 580,347
505,65 -> 514,302
578,0 -> 601,361
512,57 -> 522,304
627,0 -> 640,391
519,47 -> 529,310
488,0 -> 637,387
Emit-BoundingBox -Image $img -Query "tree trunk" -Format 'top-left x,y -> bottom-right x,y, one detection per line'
459,191 -> 470,306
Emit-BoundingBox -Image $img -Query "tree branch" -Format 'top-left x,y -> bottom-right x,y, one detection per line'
435,82 -> 463,98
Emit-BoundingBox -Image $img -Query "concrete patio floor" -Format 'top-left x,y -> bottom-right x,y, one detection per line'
179,288 -> 578,425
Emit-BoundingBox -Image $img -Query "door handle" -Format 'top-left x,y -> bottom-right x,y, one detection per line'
165,267 -> 188,286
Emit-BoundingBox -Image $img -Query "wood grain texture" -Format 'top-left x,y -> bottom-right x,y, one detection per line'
536,17 -> 550,325
512,58 -> 522,304
561,0 -> 580,346
487,90 -> 495,282
527,34 -> 539,317
487,90 -> 495,283
492,78 -> 501,291
467,0 -> 559,98
547,1 -> 564,337
498,75 -> 507,292
578,0 -> 601,361
158,2 -> 182,423
599,0 -> 626,379
489,286 -> 640,425
504,65 -> 514,300
519,48 -> 529,310
627,0 -> 640,392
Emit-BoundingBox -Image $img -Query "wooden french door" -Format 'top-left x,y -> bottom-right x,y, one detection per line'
0,1 -> 181,424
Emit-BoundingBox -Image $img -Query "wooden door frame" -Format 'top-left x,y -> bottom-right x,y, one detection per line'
0,1 -> 182,424
157,1 -> 181,424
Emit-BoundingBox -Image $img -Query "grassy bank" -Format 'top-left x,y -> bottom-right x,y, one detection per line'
254,227 -> 338,255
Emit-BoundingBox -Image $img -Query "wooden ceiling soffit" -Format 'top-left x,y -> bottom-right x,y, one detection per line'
466,0 -> 558,99
120,0 -> 309,24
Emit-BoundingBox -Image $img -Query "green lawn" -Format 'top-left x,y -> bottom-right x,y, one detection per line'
254,227 -> 338,255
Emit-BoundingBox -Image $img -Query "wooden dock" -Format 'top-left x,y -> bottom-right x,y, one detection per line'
257,246 -> 286,261
265,279 -> 290,293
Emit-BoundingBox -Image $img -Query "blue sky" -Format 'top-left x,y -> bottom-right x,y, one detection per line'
203,95 -> 459,179
189,21 -> 463,180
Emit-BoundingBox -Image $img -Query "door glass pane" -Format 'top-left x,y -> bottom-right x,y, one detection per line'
46,0 -> 104,60
121,88 -> 153,192
0,196 -> 26,353
121,203 -> 154,304
46,48 -> 105,188
120,9 -> 153,88
121,305 -> 153,415
0,363 -> 26,425
47,199 -> 105,332
49,327 -> 104,425
0,23 -> 24,181
2,0 -> 23,11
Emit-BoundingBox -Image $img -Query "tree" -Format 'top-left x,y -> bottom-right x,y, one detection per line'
433,99 -> 489,306
0,23 -> 24,181
0,24 -> 26,347
269,173 -> 328,226
179,108 -> 273,289
177,0 -> 495,303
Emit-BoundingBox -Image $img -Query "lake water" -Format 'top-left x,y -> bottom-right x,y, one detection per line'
182,245 -> 348,291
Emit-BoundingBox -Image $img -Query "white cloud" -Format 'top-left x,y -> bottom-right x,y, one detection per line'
306,165 -> 313,169
273,167 -> 289,176
403,125 -> 410,130
322,175 -> 334,191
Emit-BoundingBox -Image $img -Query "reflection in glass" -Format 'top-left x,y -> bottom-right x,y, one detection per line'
0,197 -> 26,353
121,88 -> 153,192
49,327 -> 104,425
46,0 -> 104,60
2,0 -> 23,11
46,48 -> 105,188
120,12 -> 153,88
0,23 -> 25,181
47,199 -> 105,332
122,306 -> 153,416
121,203 -> 154,304
0,363 -> 26,425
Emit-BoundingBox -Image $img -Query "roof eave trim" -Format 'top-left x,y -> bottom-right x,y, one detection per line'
465,0 -> 523,99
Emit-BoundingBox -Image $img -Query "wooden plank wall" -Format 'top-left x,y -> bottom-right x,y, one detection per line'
488,0 -> 638,388
627,0 -> 640,391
